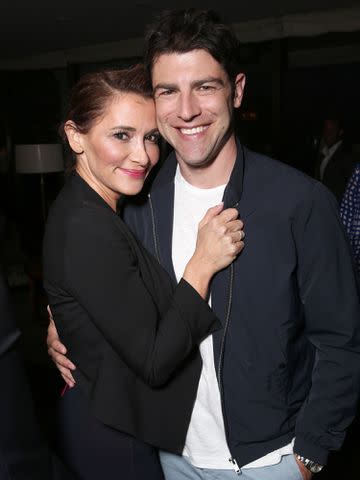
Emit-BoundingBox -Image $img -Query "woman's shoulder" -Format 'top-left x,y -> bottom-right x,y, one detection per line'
45,186 -> 129,265
48,174 -> 118,228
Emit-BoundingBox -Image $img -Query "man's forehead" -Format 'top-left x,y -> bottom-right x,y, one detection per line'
151,50 -> 227,84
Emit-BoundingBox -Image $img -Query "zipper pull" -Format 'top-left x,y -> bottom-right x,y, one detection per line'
229,457 -> 241,475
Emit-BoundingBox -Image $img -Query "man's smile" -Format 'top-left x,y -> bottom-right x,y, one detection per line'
179,125 -> 209,136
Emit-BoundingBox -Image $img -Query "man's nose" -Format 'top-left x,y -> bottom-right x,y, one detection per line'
177,92 -> 201,121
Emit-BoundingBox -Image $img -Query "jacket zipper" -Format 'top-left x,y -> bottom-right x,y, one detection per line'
149,192 -> 241,474
148,194 -> 161,263
217,199 -> 241,475
216,262 -> 241,474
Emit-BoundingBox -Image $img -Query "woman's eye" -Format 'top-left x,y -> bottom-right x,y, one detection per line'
114,132 -> 129,141
146,132 -> 160,144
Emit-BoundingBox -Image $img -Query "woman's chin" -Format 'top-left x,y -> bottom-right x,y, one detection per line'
114,182 -> 145,197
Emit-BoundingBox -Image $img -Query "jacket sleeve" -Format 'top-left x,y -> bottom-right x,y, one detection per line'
57,207 -> 219,387
340,164 -> 360,273
293,181 -> 360,465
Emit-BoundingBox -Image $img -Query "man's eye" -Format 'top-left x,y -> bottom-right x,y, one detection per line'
199,85 -> 214,91
158,89 -> 174,96
114,132 -> 129,140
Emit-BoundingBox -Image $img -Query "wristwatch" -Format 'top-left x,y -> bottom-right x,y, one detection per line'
294,453 -> 324,474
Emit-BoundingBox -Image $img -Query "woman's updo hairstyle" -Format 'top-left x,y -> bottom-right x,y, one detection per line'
60,64 -> 153,168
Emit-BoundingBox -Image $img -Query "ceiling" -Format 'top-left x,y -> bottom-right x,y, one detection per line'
1,0 -> 359,62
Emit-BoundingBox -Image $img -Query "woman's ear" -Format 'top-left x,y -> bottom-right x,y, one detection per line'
64,121 -> 84,155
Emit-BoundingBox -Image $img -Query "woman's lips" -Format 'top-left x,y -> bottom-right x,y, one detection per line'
119,168 -> 146,179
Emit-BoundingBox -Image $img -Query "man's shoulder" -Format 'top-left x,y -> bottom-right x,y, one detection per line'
241,147 -> 341,218
245,147 -> 319,191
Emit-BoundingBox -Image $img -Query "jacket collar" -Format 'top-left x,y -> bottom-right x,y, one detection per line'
151,137 -> 245,207
148,137 -> 246,280
147,157 -> 177,279
69,171 -> 116,213
151,148 -> 178,190
222,138 -> 245,208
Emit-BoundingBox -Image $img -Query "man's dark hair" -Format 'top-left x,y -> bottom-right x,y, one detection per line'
144,9 -> 242,86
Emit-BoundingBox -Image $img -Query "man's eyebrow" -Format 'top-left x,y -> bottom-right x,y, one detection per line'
153,77 -> 225,92
153,82 -> 178,92
192,77 -> 225,88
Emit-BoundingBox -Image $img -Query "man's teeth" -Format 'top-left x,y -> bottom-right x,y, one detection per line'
180,126 -> 206,135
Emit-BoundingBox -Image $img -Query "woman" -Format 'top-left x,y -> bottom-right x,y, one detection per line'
340,162 -> 360,273
43,65 -> 244,480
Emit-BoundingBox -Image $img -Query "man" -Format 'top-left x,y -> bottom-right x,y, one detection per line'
314,116 -> 357,201
48,9 -> 360,480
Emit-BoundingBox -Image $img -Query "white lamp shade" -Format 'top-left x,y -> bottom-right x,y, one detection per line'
15,144 -> 64,174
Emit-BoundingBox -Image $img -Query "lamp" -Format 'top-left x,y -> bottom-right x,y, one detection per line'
15,144 -> 64,223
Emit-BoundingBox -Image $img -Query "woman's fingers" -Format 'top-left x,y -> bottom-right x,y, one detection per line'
60,373 -> 76,388
199,203 -> 224,227
48,345 -> 76,370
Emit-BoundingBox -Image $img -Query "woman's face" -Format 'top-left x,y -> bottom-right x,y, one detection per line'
70,93 -> 160,206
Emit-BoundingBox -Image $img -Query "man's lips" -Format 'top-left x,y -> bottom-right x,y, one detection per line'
178,125 -> 209,136
119,168 -> 146,179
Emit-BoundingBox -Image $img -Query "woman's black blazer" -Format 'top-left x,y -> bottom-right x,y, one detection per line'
43,173 -> 219,452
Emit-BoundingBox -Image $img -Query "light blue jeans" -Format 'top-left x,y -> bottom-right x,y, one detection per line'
159,451 -> 303,480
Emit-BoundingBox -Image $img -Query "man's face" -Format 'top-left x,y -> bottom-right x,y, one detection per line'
152,50 -> 245,170
322,119 -> 343,148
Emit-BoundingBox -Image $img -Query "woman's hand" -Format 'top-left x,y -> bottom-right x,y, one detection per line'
195,203 -> 244,274
183,204 -> 244,298
47,306 -> 76,388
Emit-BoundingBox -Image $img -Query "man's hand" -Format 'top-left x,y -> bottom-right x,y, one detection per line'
47,306 -> 76,388
294,455 -> 313,480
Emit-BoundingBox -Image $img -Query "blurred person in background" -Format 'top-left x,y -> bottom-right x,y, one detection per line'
340,163 -> 360,274
314,115 -> 357,201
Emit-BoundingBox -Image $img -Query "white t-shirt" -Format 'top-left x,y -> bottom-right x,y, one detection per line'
172,166 -> 293,470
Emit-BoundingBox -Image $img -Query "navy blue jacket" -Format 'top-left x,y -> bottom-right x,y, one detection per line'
123,141 -> 360,467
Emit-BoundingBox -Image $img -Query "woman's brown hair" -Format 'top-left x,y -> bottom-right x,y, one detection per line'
60,64 -> 153,167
